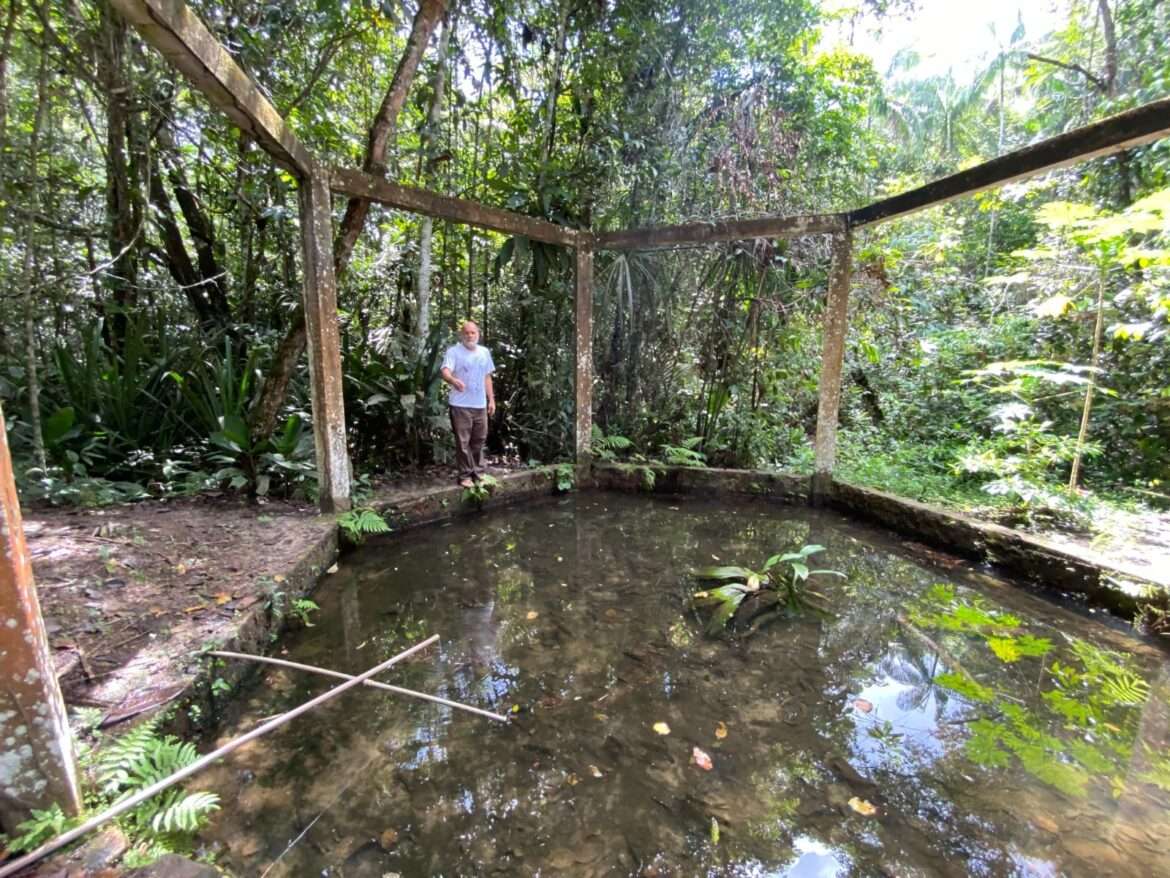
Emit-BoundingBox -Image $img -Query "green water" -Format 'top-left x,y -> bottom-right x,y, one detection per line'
199,493 -> 1170,877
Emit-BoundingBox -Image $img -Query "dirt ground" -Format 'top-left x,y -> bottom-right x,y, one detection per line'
24,493 -> 335,724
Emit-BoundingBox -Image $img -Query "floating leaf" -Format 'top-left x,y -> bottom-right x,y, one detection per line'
653,722 -> 671,736
565,773 -> 579,786
588,764 -> 603,778
710,816 -> 720,844
848,797 -> 877,816
526,611 -> 539,620
715,722 -> 728,740
852,698 -> 874,714
692,747 -> 713,771
213,592 -> 232,606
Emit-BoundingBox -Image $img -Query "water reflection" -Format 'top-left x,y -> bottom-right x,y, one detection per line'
198,493 -> 1168,877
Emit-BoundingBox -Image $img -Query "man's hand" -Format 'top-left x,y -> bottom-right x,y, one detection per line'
451,378 -> 466,392
488,399 -> 496,417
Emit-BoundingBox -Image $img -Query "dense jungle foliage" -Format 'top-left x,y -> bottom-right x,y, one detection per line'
0,0 -> 1167,529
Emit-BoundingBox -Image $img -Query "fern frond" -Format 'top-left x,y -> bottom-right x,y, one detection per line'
96,716 -> 163,796
149,791 -> 221,834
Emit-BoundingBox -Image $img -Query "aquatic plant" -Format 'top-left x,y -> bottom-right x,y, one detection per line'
691,544 -> 843,635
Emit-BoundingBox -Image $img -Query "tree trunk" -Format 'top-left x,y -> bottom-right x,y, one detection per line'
1069,267 -> 1107,491
0,0 -> 19,162
249,0 -> 445,445
20,43 -> 49,473
415,14 -> 453,350
96,0 -> 141,347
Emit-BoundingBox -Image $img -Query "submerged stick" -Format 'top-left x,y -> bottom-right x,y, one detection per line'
210,649 -> 508,722
0,635 -> 440,878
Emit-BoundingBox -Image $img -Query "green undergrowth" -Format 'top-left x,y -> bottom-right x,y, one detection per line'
0,710 -> 220,869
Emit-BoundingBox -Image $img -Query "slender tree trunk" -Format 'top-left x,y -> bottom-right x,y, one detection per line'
1069,267 -> 1107,491
96,0 -> 141,347
0,0 -> 19,163
249,0 -> 445,445
20,44 -> 49,473
415,14 -> 453,350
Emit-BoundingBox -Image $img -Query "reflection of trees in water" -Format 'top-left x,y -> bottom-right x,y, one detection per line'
878,642 -> 949,717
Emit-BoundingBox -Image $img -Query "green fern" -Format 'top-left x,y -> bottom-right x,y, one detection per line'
338,508 -> 391,544
1,804 -> 75,854
96,721 -> 220,838
96,715 -> 164,796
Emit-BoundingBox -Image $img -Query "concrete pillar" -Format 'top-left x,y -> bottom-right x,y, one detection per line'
811,228 -> 853,506
574,246 -> 594,464
0,405 -> 82,832
299,168 -> 352,513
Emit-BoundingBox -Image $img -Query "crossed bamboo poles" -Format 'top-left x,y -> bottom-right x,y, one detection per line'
0,635 -> 505,878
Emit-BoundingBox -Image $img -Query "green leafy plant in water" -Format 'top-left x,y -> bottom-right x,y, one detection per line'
338,508 -> 391,544
691,545 -> 843,635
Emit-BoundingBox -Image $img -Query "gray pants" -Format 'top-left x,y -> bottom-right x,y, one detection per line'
449,405 -> 488,479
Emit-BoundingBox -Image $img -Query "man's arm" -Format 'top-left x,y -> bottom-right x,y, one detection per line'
440,366 -> 465,392
485,374 -> 496,416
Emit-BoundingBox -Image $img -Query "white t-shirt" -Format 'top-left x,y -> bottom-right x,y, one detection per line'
442,343 -> 495,408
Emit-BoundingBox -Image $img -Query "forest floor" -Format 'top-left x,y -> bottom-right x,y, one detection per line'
20,462 -> 1166,734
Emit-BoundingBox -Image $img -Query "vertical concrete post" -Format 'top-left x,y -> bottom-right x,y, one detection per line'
0,406 -> 82,832
574,246 -> 594,464
811,228 -> 853,506
299,167 -> 352,513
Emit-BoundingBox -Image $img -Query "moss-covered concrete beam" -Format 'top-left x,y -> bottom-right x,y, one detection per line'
0,408 -> 81,833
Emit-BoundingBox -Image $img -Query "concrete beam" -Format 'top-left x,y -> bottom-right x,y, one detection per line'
575,246 -> 594,463
850,97 -> 1170,227
329,168 -> 580,247
811,229 -> 853,505
109,0 -> 313,176
0,406 -> 82,833
595,213 -> 846,250
298,171 -> 351,512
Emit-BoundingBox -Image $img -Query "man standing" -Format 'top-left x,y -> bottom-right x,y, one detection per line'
440,321 -> 496,488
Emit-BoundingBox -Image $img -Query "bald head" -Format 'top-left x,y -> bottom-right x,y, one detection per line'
459,321 -> 480,349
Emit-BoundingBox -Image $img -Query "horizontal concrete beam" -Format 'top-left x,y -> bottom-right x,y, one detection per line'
595,213 -> 846,250
110,0 -> 314,176
850,97 -> 1170,227
329,168 -> 581,247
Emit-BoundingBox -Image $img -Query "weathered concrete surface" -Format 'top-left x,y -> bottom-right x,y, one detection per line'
0,408 -> 81,833
299,169 -> 351,514
575,247 -> 594,465
590,463 -> 809,503
371,467 -> 579,529
828,480 -> 1161,615
811,229 -> 853,504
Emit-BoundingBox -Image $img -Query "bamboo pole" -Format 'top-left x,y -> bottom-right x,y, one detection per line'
0,636 -> 439,878
210,649 -> 507,722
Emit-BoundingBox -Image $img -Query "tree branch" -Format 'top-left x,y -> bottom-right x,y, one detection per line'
1025,52 -> 1108,94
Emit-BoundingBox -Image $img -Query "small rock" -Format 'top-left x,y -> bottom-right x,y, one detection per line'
126,854 -> 220,877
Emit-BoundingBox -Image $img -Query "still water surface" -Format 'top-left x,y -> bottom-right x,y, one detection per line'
201,493 -> 1170,877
